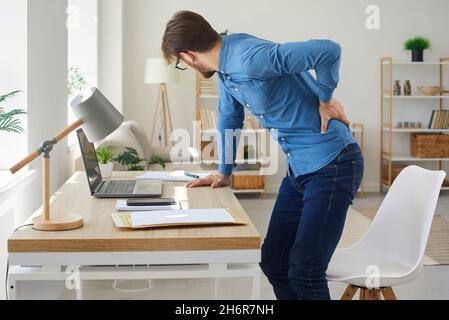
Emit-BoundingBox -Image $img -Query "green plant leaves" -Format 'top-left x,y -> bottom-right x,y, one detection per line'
149,155 -> 166,169
96,146 -> 115,164
0,90 -> 21,104
0,91 -> 26,133
112,147 -> 166,171
68,66 -> 88,97
0,115 -> 25,133
404,37 -> 431,50
113,147 -> 148,171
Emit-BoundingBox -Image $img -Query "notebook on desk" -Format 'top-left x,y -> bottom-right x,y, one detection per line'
136,171 -> 212,182
111,208 -> 247,229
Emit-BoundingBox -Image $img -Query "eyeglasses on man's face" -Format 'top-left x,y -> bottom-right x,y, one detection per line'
175,54 -> 187,71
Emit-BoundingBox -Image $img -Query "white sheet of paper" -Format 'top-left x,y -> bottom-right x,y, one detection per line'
136,171 -> 211,182
129,208 -> 235,227
115,200 -> 179,212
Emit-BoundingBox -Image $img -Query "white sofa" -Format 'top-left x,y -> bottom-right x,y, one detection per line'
96,121 -> 199,171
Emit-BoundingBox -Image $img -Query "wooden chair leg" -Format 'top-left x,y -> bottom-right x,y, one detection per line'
380,287 -> 397,300
366,288 -> 381,300
341,285 -> 358,300
358,287 -> 382,300
340,285 -> 384,301
359,288 -> 368,300
372,289 -> 381,300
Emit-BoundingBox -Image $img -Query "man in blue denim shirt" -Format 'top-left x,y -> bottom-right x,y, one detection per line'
162,11 -> 364,300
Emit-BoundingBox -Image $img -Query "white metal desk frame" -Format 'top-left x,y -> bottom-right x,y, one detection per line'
8,249 -> 261,300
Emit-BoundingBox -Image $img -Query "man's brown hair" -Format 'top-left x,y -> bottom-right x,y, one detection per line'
162,11 -> 220,63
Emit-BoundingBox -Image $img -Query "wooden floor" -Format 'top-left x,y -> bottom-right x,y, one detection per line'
57,191 -> 449,300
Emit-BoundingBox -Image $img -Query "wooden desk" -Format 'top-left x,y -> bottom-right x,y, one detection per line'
7,171 -> 261,300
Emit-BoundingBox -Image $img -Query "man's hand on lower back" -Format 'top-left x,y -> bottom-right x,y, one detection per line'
186,173 -> 230,189
319,98 -> 351,133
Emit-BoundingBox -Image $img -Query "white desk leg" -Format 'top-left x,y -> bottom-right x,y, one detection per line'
76,280 -> 84,300
214,278 -> 220,300
209,264 -> 227,300
251,269 -> 261,300
7,275 -> 16,300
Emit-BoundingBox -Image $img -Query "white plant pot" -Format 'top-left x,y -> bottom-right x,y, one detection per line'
99,162 -> 113,179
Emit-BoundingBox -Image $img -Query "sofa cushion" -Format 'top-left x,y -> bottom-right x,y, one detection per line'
97,125 -> 145,171
122,121 -> 153,160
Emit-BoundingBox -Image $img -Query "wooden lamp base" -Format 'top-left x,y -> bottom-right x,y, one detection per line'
32,214 -> 84,231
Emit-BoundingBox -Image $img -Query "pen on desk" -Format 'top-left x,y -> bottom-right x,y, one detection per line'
184,172 -> 200,179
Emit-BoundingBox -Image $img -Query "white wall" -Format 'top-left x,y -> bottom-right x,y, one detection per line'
26,0 -> 69,217
121,0 -> 449,192
98,0 -> 123,111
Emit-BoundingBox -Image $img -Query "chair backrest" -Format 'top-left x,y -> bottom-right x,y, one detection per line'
355,165 -> 446,268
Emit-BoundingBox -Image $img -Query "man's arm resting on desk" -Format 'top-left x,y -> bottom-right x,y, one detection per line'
186,173 -> 230,188
186,80 -> 243,189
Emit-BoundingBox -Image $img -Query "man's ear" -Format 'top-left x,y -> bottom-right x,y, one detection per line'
180,51 -> 196,65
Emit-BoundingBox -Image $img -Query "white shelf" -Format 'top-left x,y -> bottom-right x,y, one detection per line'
383,95 -> 449,99
383,128 -> 449,133
382,61 -> 449,65
383,154 -> 449,161
199,94 -> 219,99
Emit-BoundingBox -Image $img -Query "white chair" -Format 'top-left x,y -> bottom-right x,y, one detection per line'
327,165 -> 446,300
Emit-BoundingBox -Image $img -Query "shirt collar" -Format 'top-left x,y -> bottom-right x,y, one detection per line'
218,35 -> 230,74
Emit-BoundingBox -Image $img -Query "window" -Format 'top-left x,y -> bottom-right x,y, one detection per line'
67,0 -> 98,145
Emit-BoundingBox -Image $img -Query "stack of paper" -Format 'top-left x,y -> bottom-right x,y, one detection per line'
111,208 -> 246,229
136,171 -> 211,182
115,200 -> 180,212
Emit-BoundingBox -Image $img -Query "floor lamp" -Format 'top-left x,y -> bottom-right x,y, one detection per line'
9,88 -> 124,231
145,58 -> 180,147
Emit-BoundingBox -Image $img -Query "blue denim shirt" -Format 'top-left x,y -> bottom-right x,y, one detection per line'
217,33 -> 356,177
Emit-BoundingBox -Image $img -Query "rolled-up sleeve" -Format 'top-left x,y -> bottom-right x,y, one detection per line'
217,84 -> 244,176
243,39 -> 342,103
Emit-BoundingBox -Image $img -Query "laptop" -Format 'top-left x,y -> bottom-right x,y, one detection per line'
77,128 -> 162,198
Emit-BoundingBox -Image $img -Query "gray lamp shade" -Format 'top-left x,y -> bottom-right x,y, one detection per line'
70,88 -> 124,142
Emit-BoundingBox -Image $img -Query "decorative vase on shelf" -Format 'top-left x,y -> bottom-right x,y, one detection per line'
99,162 -> 113,179
393,80 -> 402,96
412,48 -> 424,62
404,80 -> 412,96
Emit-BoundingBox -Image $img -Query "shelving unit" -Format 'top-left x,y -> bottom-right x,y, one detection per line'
380,56 -> 449,192
195,73 -> 269,195
382,95 -> 449,99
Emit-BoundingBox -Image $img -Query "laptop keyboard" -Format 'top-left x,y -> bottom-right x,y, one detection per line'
99,180 -> 136,195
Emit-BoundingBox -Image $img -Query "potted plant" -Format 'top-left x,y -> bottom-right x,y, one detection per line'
96,147 -> 115,178
0,91 -> 27,133
404,37 -> 431,62
113,147 -> 166,171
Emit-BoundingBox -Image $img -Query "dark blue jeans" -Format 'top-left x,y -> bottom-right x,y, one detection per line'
259,143 -> 364,300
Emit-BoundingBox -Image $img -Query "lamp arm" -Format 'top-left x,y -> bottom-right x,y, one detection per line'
54,118 -> 84,142
9,119 -> 84,174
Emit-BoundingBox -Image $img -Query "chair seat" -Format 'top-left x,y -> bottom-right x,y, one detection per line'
327,248 -> 419,288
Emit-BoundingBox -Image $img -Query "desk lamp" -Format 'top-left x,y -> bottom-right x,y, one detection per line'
9,88 -> 124,231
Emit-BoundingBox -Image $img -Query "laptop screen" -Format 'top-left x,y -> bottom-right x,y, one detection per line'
77,128 -> 102,194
